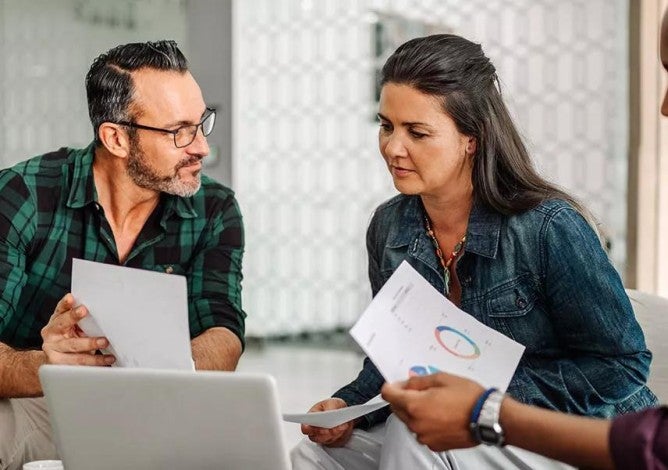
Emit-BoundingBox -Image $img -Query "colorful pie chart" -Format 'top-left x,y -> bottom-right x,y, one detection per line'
434,325 -> 481,359
408,365 -> 441,377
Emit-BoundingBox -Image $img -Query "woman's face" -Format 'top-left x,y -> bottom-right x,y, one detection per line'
378,83 -> 474,200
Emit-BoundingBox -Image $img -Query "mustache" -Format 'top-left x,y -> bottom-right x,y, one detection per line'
174,156 -> 202,171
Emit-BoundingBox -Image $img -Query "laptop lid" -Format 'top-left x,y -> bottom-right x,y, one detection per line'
39,365 -> 291,470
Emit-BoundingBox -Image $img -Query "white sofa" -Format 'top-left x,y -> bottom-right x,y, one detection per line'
626,289 -> 668,403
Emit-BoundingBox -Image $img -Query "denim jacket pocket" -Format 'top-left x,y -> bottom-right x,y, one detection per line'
485,276 -> 549,348
487,276 -> 537,318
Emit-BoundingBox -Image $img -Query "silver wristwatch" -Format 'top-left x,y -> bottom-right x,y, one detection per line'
470,390 -> 505,446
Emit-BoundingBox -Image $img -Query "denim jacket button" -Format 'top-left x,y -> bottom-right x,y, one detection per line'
516,297 -> 527,309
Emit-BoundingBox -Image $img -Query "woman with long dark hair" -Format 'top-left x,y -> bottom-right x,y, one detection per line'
292,34 -> 656,469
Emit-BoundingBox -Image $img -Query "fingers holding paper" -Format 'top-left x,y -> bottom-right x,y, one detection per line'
41,293 -> 115,366
301,398 -> 356,447
381,372 -> 484,451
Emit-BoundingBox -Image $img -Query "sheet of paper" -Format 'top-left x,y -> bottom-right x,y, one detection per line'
350,261 -> 525,392
72,258 -> 194,370
283,395 -> 389,428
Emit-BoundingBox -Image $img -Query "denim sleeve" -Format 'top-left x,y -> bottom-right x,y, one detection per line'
332,357 -> 391,429
331,213 -> 391,429
512,206 -> 655,416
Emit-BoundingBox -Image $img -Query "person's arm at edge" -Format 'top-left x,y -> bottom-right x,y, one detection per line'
382,374 -> 615,470
501,396 -> 614,470
186,187 -> 245,372
0,169 -> 45,397
0,343 -> 45,397
191,326 -> 242,371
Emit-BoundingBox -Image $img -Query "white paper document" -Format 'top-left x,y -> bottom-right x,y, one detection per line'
71,258 -> 194,370
283,395 -> 389,428
350,261 -> 525,392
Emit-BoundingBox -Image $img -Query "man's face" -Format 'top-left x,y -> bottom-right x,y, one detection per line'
661,12 -> 668,117
125,69 -> 209,197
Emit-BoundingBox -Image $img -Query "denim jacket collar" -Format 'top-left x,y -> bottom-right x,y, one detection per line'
466,200 -> 502,259
386,195 -> 502,260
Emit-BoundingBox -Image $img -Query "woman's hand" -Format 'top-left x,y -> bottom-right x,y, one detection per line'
301,398 -> 357,447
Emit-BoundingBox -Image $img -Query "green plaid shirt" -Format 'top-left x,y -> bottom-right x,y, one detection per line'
0,143 -> 245,349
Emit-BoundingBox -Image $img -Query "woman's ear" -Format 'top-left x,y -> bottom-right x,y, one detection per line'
98,123 -> 130,159
466,137 -> 477,156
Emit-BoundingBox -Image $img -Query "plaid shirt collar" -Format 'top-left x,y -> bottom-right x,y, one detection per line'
65,142 -> 198,220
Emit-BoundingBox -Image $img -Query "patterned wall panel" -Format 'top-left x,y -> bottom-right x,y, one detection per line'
235,0 -> 630,336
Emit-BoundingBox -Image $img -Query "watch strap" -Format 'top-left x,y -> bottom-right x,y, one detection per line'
470,387 -> 497,424
470,388 -> 505,446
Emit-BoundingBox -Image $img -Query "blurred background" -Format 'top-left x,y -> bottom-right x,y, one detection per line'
1,0 -> 667,444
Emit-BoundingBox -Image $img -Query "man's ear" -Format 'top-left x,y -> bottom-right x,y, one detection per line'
98,123 -> 130,159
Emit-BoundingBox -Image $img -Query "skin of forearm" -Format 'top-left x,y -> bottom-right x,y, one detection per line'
502,397 -> 614,470
0,343 -> 46,398
191,327 -> 242,371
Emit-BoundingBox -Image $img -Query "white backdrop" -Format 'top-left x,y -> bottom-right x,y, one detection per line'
0,0 -> 630,337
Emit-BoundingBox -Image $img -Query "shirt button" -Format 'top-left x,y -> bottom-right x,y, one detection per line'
165,266 -> 174,274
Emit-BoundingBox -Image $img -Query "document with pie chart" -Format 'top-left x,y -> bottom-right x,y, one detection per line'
350,261 -> 525,392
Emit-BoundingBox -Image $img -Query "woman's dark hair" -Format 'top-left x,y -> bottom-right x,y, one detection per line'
85,40 -> 188,145
381,34 -> 594,223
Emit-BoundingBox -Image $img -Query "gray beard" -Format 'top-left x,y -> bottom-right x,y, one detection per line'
126,142 -> 201,197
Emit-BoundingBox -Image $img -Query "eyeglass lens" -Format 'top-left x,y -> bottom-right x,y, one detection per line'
175,111 -> 216,147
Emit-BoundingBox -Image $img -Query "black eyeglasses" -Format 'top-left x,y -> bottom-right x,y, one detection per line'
116,107 -> 216,148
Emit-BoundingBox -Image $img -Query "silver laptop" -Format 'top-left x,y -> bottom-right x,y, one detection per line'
39,365 -> 291,470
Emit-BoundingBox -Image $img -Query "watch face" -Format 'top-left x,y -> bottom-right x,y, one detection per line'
479,426 -> 498,442
478,425 -> 503,446
471,390 -> 505,446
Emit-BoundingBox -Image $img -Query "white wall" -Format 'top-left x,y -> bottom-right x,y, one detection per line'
0,0 -> 187,165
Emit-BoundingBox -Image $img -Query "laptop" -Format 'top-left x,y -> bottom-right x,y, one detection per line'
39,365 -> 291,470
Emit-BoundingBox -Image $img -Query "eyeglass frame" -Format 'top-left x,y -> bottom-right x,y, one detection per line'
115,107 -> 216,148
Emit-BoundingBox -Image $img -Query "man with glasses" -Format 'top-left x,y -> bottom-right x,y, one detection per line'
0,40 -> 245,469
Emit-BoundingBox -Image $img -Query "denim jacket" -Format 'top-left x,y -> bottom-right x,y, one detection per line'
334,195 -> 657,428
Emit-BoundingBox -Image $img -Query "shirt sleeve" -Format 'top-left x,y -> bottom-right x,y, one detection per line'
186,192 -> 246,349
609,406 -> 668,469
0,170 -> 35,340
510,205 -> 655,416
332,357 -> 391,429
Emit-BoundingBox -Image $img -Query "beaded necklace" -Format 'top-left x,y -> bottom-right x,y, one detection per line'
424,215 -> 467,297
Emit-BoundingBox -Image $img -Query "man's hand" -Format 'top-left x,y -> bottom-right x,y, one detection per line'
381,372 -> 484,451
41,293 -> 115,366
301,398 -> 357,447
